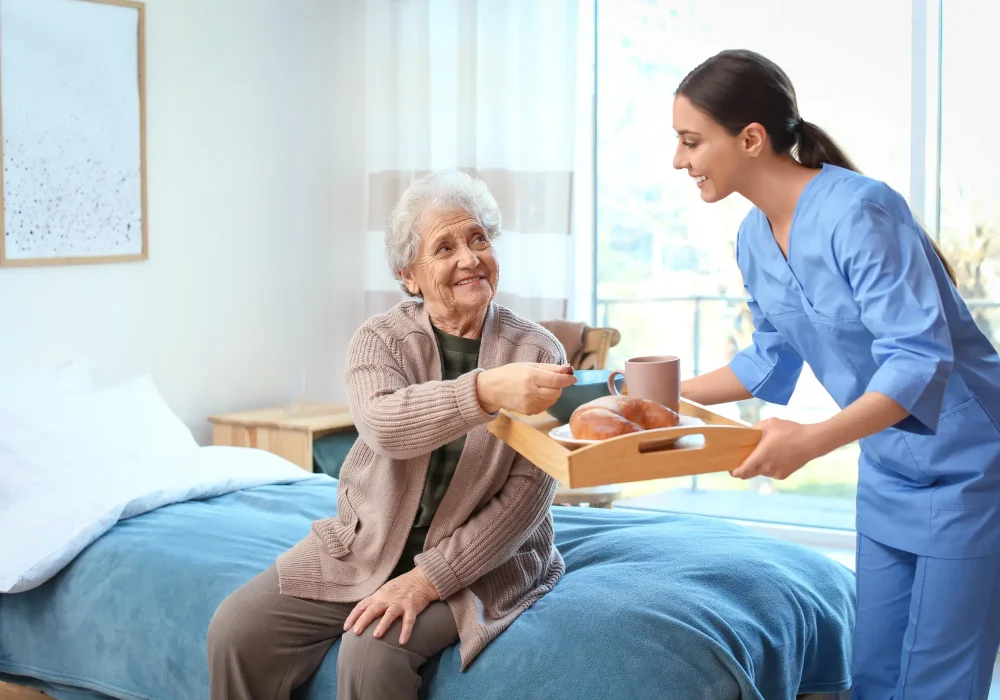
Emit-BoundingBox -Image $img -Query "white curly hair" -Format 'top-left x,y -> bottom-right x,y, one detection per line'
385,171 -> 502,296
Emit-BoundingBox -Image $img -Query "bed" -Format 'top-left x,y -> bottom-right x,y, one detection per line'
0,364 -> 856,700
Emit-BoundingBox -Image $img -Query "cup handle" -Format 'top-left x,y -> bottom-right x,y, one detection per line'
607,370 -> 624,396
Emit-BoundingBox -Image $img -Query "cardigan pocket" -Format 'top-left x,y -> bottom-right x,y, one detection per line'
312,487 -> 360,559
482,550 -> 543,617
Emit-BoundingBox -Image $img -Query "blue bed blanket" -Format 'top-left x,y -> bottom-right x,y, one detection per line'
0,478 -> 855,699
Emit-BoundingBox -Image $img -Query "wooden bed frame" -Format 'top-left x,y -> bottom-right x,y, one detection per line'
0,682 -> 48,699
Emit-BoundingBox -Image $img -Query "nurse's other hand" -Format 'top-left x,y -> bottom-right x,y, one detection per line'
730,418 -> 821,481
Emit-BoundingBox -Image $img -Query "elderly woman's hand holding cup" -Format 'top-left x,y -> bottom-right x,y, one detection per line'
476,363 -> 577,416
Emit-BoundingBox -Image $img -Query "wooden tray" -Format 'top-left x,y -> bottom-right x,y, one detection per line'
487,398 -> 761,488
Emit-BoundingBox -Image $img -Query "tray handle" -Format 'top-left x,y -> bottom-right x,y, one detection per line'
566,424 -> 762,488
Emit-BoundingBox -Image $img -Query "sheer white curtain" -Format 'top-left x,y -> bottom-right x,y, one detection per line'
363,0 -> 580,321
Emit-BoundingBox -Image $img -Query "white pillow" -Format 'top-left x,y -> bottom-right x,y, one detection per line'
0,406 -> 110,499
2,371 -> 197,462
90,374 -> 198,457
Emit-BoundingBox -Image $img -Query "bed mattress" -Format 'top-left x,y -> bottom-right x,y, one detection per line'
0,478 -> 855,699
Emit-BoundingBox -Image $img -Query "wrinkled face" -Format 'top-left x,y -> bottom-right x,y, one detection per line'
671,94 -> 755,203
399,208 -> 499,319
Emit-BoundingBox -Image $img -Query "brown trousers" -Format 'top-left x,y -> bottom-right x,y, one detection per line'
207,566 -> 459,700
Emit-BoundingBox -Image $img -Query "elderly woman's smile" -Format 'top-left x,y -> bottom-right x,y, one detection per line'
398,205 -> 500,338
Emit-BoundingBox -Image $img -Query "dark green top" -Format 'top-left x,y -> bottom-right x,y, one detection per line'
391,326 -> 481,578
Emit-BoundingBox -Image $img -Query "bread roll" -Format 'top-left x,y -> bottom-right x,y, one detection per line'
568,395 -> 679,440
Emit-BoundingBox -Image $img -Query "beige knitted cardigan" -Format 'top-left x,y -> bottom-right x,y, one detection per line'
276,300 -> 566,669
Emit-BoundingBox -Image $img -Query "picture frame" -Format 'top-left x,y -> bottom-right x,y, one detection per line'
0,0 -> 147,267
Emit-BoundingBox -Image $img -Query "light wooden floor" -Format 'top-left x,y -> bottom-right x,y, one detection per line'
0,682 -> 47,699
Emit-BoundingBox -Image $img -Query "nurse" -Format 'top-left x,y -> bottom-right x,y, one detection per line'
674,49 -> 1000,699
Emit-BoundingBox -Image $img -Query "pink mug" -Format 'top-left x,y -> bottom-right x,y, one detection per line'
607,355 -> 681,414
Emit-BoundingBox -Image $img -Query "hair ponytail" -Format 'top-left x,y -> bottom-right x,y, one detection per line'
927,231 -> 959,285
795,120 -> 859,172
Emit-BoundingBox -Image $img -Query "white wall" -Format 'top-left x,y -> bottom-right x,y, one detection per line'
0,0 -> 367,443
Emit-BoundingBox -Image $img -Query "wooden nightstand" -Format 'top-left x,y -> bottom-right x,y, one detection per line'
208,402 -> 356,471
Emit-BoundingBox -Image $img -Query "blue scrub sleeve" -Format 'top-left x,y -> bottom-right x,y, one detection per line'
835,198 -> 954,435
728,293 -> 804,405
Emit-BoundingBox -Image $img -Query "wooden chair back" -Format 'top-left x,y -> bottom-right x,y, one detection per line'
576,327 -> 621,370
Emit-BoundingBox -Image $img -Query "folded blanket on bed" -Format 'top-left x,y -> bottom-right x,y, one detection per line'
0,478 -> 854,700
0,441 -> 318,594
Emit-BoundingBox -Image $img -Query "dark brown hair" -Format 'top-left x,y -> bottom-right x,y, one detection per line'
676,49 -> 957,284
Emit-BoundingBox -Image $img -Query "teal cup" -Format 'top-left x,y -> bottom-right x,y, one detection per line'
546,369 -> 617,423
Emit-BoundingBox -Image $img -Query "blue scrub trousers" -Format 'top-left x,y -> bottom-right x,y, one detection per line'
853,534 -> 1000,699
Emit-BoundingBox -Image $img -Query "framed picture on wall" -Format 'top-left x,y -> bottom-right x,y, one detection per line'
0,0 -> 147,267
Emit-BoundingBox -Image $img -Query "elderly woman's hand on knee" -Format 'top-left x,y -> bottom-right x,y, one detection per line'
344,567 -> 440,645
209,171 -> 572,700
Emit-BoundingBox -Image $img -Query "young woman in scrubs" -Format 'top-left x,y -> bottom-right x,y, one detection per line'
675,49 -> 1000,699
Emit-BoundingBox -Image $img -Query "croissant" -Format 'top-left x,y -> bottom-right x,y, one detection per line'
568,395 -> 679,440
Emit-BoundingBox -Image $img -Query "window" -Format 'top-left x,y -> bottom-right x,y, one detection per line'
593,0 -> 916,530
939,2 -> 1000,346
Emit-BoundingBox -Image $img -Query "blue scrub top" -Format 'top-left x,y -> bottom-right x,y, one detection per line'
730,163 -> 1000,559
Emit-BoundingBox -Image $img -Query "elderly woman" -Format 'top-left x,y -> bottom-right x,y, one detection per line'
207,171 -> 577,700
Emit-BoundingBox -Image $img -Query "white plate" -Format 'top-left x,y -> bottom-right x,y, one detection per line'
548,415 -> 706,447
